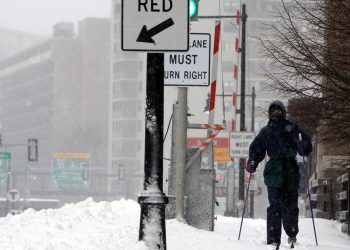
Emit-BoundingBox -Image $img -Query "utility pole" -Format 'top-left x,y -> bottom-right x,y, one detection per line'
174,87 -> 188,221
251,87 -> 256,132
5,147 -> 11,214
225,166 -> 235,216
238,4 -> 247,205
249,87 -> 256,218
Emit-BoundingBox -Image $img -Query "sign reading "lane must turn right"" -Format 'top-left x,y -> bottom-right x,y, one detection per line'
164,33 -> 211,86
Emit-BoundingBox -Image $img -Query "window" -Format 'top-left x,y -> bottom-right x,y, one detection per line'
222,41 -> 235,52
112,101 -> 122,114
114,23 -> 121,39
112,100 -> 142,118
224,100 -> 233,111
113,80 -> 140,98
223,1 -> 238,13
113,140 -> 140,157
247,39 -> 265,57
112,120 -> 138,138
223,21 -> 238,33
248,60 -> 265,77
114,60 -> 141,78
251,80 -> 268,91
223,81 -> 235,92
222,61 -> 234,72
114,3 -> 121,16
118,168 -> 125,180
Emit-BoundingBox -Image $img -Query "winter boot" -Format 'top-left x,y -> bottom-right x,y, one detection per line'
268,242 -> 280,250
288,237 -> 297,248
272,242 -> 280,250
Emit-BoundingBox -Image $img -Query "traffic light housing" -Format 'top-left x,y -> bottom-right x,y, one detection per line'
189,0 -> 199,21
28,138 -> 38,161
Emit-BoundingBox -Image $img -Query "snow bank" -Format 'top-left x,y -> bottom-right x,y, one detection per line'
0,198 -> 348,250
0,198 -> 146,250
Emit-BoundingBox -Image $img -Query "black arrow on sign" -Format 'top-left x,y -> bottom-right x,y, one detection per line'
136,18 -> 175,43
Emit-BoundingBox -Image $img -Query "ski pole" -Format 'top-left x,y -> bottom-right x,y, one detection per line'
299,133 -> 318,246
238,173 -> 251,240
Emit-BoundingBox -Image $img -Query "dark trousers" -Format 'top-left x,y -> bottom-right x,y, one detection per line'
266,187 -> 299,244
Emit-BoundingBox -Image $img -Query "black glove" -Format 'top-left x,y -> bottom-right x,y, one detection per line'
246,161 -> 256,173
297,140 -> 308,152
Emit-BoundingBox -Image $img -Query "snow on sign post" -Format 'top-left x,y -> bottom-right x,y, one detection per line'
121,0 -> 189,51
164,33 -> 211,86
229,132 -> 255,158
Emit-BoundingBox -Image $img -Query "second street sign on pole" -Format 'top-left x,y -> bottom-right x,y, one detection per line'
229,132 -> 255,158
164,33 -> 211,86
121,0 -> 189,51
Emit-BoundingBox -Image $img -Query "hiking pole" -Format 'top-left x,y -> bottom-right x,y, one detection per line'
238,173 -> 251,240
299,134 -> 318,246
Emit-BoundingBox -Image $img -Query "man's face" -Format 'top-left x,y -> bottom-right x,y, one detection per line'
270,107 -> 284,121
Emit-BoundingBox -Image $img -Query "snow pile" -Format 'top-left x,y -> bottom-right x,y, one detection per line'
0,198 -> 349,250
0,198 -> 146,250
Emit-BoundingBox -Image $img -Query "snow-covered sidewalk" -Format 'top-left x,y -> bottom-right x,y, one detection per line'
0,198 -> 348,250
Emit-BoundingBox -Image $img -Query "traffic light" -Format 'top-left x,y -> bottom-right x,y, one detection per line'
189,0 -> 199,21
28,138 -> 38,161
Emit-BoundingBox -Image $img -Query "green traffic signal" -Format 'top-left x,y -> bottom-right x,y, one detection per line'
189,0 -> 197,17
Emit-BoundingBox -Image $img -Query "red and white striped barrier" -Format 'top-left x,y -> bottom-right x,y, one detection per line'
202,124 -> 225,130
197,129 -> 221,151
186,21 -> 222,170
185,128 -> 223,170
208,21 -> 221,126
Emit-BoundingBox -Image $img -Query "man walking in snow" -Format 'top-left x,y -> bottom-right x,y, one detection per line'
246,100 -> 312,248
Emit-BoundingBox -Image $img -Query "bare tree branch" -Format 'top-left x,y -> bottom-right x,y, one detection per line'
258,0 -> 350,150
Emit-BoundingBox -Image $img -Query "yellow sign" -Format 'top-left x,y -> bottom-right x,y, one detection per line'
214,148 -> 230,162
53,152 -> 90,159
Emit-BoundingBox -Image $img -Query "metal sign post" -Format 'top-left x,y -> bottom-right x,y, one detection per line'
238,4 -> 248,202
138,53 -> 168,250
121,1 -> 190,247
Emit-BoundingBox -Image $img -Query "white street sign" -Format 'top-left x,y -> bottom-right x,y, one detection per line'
229,132 -> 255,158
122,0 -> 189,51
7,189 -> 20,202
164,33 -> 211,86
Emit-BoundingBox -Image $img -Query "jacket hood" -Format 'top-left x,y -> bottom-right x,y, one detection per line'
268,100 -> 286,119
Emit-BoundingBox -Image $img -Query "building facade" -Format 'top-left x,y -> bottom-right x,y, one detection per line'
110,0 -> 146,199
0,18 -> 111,212
0,27 -> 44,62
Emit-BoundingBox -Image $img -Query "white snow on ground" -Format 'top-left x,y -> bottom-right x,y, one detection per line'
0,198 -> 348,250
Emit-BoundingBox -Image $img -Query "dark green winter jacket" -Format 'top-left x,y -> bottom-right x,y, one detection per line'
248,119 -> 312,192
